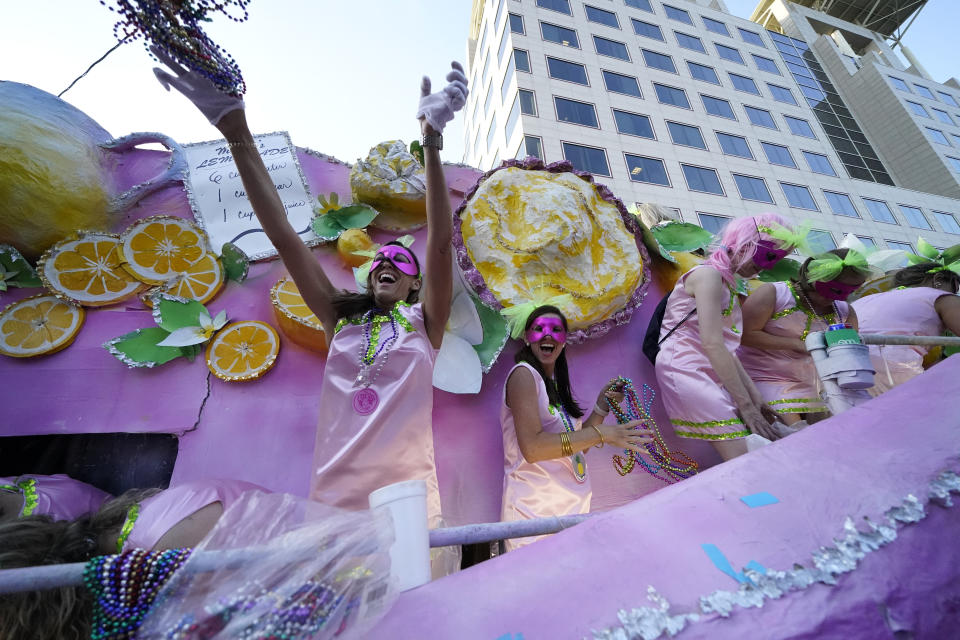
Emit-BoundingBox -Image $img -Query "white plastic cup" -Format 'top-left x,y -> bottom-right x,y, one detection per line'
368,479 -> 431,592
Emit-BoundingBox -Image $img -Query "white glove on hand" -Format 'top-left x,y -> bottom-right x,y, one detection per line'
150,46 -> 244,125
416,61 -> 469,133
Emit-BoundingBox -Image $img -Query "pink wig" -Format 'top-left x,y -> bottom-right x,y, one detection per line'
704,213 -> 792,284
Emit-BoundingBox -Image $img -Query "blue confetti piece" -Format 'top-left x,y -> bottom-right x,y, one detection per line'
744,560 -> 768,574
740,491 -> 779,508
495,634 -> 524,640
701,543 -> 749,584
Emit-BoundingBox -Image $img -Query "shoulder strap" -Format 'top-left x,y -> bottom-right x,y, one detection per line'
658,308 -> 697,346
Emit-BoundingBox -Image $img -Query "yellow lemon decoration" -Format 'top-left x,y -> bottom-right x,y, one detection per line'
0,294 -> 85,357
206,320 -> 280,381
120,216 -> 208,285
160,252 -> 225,305
38,232 -> 144,306
270,278 -> 327,352
337,228 -> 377,268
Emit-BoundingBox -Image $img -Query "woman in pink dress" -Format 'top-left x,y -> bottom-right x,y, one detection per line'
852,262 -> 960,395
654,214 -> 798,461
500,306 -> 651,551
739,249 -> 870,424
0,474 -> 111,523
150,56 -> 467,537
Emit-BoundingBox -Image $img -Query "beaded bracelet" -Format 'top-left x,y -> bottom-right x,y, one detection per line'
591,425 -> 605,448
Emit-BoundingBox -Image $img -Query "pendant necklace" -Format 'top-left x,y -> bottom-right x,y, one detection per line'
797,284 -> 841,328
352,306 -> 400,415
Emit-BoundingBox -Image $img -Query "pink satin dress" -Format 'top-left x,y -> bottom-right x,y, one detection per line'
852,287 -> 952,395
123,479 -> 264,552
738,282 -> 850,416
309,302 -> 442,529
655,266 -> 748,441
500,362 -> 591,552
0,474 -> 110,520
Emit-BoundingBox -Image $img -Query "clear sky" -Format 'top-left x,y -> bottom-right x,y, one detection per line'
1,1 -> 956,164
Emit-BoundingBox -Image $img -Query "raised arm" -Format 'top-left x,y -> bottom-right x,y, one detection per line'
741,283 -> 805,353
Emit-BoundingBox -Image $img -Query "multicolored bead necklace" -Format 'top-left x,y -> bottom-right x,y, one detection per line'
550,402 -> 587,483
353,307 -> 400,388
606,378 -> 698,483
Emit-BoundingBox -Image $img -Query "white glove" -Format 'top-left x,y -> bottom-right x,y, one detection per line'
150,46 -> 244,125
416,61 -> 468,133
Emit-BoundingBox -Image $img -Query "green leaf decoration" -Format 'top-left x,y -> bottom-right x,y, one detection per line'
651,222 -> 714,253
409,140 -> 425,166
940,244 -> 960,265
180,343 -> 203,362
103,327 -> 183,368
905,252 -> 929,266
472,298 -> 509,371
152,294 -> 208,333
329,204 -> 379,230
757,258 -> 802,282
634,218 -> 677,264
311,214 -> 344,241
220,242 -> 249,283
0,244 -> 42,289
916,237 -> 940,260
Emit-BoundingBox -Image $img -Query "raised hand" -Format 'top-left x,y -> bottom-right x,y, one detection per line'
416,61 -> 469,134
600,420 -> 653,453
150,46 -> 244,125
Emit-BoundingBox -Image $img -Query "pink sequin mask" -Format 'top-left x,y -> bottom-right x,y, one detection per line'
813,280 -> 860,301
752,239 -> 790,270
526,317 -> 567,344
371,245 -> 419,277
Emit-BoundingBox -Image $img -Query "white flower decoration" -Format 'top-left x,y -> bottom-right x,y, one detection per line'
157,309 -> 228,347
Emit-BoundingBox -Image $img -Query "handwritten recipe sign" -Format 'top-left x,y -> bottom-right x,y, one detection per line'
183,131 -> 316,260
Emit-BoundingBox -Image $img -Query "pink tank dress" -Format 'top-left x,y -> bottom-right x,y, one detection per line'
852,286 -> 952,395
309,302 -> 442,529
500,362 -> 591,552
738,282 -> 850,416
0,474 -> 110,520
122,479 -> 263,551
654,266 -> 748,441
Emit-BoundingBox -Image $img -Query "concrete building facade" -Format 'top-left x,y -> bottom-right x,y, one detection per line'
462,0 -> 960,252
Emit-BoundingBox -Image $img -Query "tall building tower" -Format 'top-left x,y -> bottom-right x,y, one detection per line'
463,0 -> 960,252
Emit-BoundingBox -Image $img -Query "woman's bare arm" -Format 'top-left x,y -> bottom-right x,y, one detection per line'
741,283 -> 805,353
419,120 -> 453,349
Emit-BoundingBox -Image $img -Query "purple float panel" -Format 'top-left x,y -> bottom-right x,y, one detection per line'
370,357 -> 960,639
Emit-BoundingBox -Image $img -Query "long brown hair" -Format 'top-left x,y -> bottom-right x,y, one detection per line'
894,262 -> 960,292
330,241 -> 422,320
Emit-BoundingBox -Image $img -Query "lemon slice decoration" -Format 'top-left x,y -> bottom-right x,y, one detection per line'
270,278 -> 327,352
206,321 -> 280,381
0,294 -> 85,357
120,216 -> 209,285
38,232 -> 144,306
160,253 -> 225,305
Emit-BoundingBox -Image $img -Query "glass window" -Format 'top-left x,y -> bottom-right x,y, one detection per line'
824,191 -> 859,217
785,115 -> 816,138
888,76 -> 910,92
952,134 -> 960,148
932,108 -> 953,125
498,30 -> 510,64
540,21 -> 579,48
554,96 -> 599,127
536,0 -> 571,15
738,27 -> 765,47
946,156 -> 960,172
906,101 -> 929,117
653,83 -> 690,109
663,4 -> 693,25
481,50 -> 493,87
602,70 -> 641,97
899,205 -> 932,229
509,13 -> 525,34
625,154 -> 670,185
585,5 -> 619,28
886,240 -> 914,253
863,198 -> 898,224
768,83 -> 798,105
642,49 -> 677,73
613,109 -> 655,138
515,49 -> 531,72
501,57 -> 515,100
506,97 -> 521,141
698,212 -> 731,234
519,89 -> 537,115
495,0 -> 505,28
562,142 -> 610,175
675,31 -> 706,53
733,174 -> 774,203
914,85 -> 935,100
521,135 -> 543,159
484,83 -> 494,117
926,127 -> 951,145
716,132 -> 753,158
933,211 -> 960,233
632,18 -> 663,41
702,94 -> 736,119
702,16 -> 729,37
744,105 -> 776,129
546,56 -> 587,84
687,61 -> 720,85
682,165 -> 724,194
667,121 -> 706,149
729,73 -> 760,95
857,235 -> 876,248
802,151 -> 836,176
479,23 -> 488,56
594,35 -> 630,61
937,91 -> 959,107
624,0 -> 653,11
781,182 -> 818,210
716,43 -> 744,65
752,54 -> 780,75
808,230 -> 837,252
487,114 -> 498,150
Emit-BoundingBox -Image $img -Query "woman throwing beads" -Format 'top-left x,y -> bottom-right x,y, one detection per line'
654,215 -> 800,460
738,249 -> 870,425
501,305 -> 652,551
852,259 -> 960,395
151,55 -> 467,531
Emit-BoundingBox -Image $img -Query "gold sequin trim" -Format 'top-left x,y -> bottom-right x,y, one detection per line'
671,417 -> 744,428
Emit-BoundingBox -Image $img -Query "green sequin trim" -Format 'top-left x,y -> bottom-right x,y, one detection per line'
115,503 -> 140,553
787,282 -> 838,340
671,417 -> 744,428
674,429 -> 752,440
0,478 -> 39,517
335,301 -> 415,335
768,397 -> 821,405
774,406 -> 829,414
